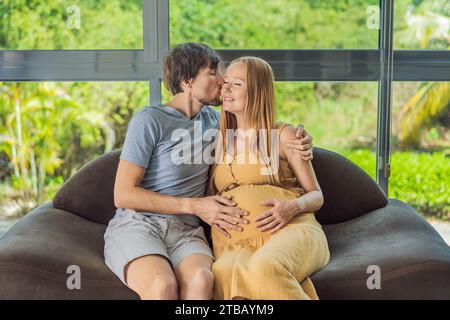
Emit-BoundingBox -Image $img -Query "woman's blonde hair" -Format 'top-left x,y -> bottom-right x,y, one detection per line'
218,56 -> 276,160
207,56 -> 280,195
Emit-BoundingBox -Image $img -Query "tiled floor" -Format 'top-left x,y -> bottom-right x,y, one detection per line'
429,220 -> 450,246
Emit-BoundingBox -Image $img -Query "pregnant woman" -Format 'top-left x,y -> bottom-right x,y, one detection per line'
207,56 -> 330,300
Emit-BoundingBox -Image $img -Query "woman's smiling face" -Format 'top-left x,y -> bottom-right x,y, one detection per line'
221,61 -> 247,114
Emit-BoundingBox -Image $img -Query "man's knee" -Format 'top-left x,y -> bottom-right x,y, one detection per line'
152,274 -> 179,297
180,267 -> 214,292
137,274 -> 179,300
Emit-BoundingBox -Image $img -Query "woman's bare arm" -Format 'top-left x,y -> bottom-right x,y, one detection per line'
280,126 -> 324,213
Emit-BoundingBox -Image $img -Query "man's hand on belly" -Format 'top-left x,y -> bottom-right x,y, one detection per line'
187,196 -> 249,238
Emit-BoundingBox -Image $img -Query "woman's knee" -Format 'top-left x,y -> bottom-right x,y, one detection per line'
320,240 -> 331,270
310,228 -> 331,271
212,258 -> 232,277
247,254 -> 287,279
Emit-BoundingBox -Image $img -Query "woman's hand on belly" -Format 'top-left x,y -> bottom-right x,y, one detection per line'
255,199 -> 301,234
215,184 -> 301,239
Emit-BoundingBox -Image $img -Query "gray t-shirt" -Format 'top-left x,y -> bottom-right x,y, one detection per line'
117,104 -> 220,227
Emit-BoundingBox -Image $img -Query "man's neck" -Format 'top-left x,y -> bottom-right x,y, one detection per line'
165,94 -> 204,119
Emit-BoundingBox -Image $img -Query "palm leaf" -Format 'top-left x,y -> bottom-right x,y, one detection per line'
398,82 -> 450,149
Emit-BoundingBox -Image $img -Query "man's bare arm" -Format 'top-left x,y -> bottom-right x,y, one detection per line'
114,160 -> 248,235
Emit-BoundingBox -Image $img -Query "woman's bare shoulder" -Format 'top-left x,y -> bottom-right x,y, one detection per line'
279,124 -> 298,144
277,124 -> 298,160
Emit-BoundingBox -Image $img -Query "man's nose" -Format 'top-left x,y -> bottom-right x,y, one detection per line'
217,75 -> 224,85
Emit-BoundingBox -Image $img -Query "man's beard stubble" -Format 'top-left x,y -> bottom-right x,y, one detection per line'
200,95 -> 222,107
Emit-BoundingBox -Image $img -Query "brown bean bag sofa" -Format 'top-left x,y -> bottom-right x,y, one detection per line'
0,148 -> 448,299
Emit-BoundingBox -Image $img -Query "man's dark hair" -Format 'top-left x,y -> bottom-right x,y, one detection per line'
163,42 -> 221,95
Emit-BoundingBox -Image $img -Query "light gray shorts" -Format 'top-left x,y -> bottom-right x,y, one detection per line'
103,208 -> 214,285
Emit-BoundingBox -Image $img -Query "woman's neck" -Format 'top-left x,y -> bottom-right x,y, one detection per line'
234,112 -> 250,131
233,113 -> 256,155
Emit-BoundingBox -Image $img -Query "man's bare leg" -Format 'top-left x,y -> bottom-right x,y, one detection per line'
125,255 -> 178,300
175,253 -> 214,300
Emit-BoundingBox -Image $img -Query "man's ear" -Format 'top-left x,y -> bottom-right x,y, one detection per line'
181,78 -> 193,91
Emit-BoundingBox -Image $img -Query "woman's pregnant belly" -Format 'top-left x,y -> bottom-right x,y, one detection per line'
212,184 -> 300,244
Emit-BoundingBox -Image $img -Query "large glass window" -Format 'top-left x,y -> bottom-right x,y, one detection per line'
275,82 -> 378,178
0,0 -> 143,49
170,0 -> 380,49
390,81 -> 450,220
0,81 -> 149,229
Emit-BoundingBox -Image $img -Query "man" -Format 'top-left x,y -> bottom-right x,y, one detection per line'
104,43 -> 314,300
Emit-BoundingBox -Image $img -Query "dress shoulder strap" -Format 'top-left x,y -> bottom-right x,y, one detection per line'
276,121 -> 288,132
275,121 -> 290,141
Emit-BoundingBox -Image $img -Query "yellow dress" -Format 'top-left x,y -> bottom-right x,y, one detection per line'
209,124 -> 330,300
